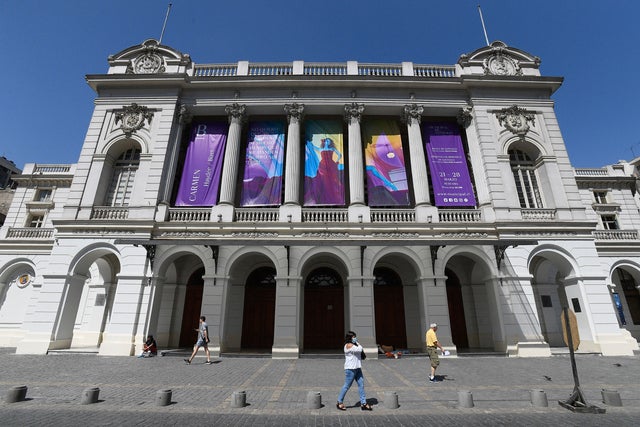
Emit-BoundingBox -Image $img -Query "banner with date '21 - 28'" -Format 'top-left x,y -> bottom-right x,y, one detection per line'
423,122 -> 476,207
175,122 -> 228,206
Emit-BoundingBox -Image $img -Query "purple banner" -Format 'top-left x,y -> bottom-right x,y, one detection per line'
423,122 -> 476,207
175,122 -> 228,206
240,121 -> 285,206
303,119 -> 345,206
363,120 -> 410,206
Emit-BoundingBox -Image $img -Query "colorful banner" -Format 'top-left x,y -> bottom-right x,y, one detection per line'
423,122 -> 476,207
240,121 -> 285,206
303,119 -> 345,206
175,122 -> 228,206
363,120 -> 410,206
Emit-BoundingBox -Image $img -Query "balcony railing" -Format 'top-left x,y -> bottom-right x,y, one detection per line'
438,209 -> 482,222
592,230 -> 639,240
574,168 -> 608,177
33,164 -> 72,174
6,227 -> 55,239
302,209 -> 348,222
371,209 -> 415,223
235,208 -> 280,222
168,208 -> 211,222
90,206 -> 129,220
521,208 -> 556,221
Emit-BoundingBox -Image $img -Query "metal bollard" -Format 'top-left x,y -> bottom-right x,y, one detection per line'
306,391 -> 322,409
81,387 -> 100,405
384,391 -> 399,409
231,390 -> 246,408
156,389 -> 172,406
6,385 -> 27,403
458,390 -> 474,408
530,389 -> 548,407
601,389 -> 623,406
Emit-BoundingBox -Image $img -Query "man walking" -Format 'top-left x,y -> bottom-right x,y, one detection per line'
184,316 -> 212,365
426,323 -> 445,382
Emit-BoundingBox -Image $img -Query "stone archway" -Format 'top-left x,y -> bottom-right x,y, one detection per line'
241,266 -> 277,350
373,267 -> 407,349
303,267 -> 344,350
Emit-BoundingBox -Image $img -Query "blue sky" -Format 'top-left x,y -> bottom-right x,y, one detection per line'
1,0 -> 638,170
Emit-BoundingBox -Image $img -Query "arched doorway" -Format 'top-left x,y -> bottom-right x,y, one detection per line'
445,268 -> 469,349
179,267 -> 204,347
241,267 -> 276,350
373,267 -> 407,349
611,267 -> 640,341
304,267 -> 344,349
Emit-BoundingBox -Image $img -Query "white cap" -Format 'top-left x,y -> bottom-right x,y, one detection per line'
430,323 -> 438,328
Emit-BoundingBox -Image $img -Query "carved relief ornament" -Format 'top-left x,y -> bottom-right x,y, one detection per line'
483,50 -> 521,76
495,105 -> 535,140
225,103 -> 247,123
115,103 -> 154,137
344,103 -> 365,123
284,103 -> 305,123
457,106 -> 473,128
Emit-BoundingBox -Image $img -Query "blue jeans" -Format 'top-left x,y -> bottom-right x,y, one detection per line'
337,368 -> 366,405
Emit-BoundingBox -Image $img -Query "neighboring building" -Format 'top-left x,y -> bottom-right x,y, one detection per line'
0,157 -> 21,226
0,39 -> 638,358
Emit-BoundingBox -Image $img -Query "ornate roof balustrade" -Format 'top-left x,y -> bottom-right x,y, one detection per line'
6,227 -> 55,239
193,61 -> 456,79
592,230 -> 639,240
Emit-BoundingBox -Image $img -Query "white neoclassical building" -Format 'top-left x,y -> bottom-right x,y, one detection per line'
1,39 -> 639,358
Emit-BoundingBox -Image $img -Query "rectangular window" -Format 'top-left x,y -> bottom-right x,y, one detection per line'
593,190 -> 608,204
28,214 -> 45,228
601,215 -> 619,230
35,189 -> 52,202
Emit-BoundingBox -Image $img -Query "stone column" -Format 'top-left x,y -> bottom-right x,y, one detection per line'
213,103 -> 246,222
157,104 -> 191,221
344,103 -> 369,222
416,276 -> 453,350
402,104 -> 438,222
272,276 -> 301,358
281,103 -> 304,222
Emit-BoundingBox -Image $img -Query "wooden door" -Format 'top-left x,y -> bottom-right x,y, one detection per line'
304,268 -> 344,350
179,268 -> 204,347
241,267 -> 276,349
445,268 -> 469,349
374,268 -> 407,349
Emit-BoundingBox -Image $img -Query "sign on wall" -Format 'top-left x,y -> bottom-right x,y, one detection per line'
303,119 -> 345,206
362,119 -> 410,206
240,121 -> 285,206
175,122 -> 228,206
423,122 -> 476,207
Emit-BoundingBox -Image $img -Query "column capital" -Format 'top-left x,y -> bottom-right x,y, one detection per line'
344,103 -> 365,123
177,103 -> 192,125
225,103 -> 247,124
401,104 -> 424,124
457,105 -> 473,128
284,103 -> 305,123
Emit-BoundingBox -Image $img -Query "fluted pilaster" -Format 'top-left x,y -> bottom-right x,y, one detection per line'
218,103 -> 246,205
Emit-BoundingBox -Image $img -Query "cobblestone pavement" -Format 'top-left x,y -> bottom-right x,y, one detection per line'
0,347 -> 638,426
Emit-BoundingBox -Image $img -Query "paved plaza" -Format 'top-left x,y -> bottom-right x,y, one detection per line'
0,347 -> 639,426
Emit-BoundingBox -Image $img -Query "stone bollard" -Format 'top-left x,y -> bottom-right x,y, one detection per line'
6,385 -> 28,403
601,389 -> 623,406
156,389 -> 172,406
458,390 -> 474,408
384,391 -> 399,409
306,391 -> 322,409
81,387 -> 100,405
231,390 -> 246,408
530,389 -> 548,407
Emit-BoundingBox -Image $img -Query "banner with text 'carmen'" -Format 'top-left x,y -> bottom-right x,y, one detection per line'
240,121 -> 285,206
303,119 -> 345,206
423,122 -> 476,207
175,122 -> 228,206
362,119 -> 410,206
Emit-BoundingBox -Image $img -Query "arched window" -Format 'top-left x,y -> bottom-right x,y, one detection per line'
509,148 -> 543,208
305,268 -> 342,288
105,148 -> 140,206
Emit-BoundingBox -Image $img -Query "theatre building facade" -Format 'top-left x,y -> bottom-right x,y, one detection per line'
1,40 -> 639,358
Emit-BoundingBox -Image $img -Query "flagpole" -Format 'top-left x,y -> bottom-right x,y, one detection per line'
159,3 -> 173,44
477,5 -> 490,46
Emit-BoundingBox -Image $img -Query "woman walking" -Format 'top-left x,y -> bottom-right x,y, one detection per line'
336,330 -> 372,411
